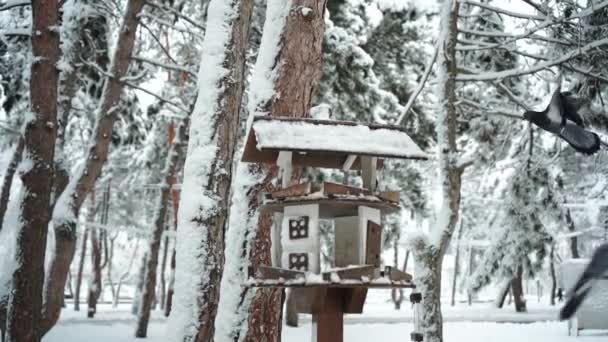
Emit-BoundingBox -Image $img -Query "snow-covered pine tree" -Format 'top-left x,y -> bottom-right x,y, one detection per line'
406,2 -> 470,342
41,0 -> 147,334
164,0 -> 254,340
4,1 -> 60,341
214,1 -> 326,341
134,0 -> 207,336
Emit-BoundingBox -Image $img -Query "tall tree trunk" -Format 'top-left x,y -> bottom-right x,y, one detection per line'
113,239 -> 139,307
164,248 -> 176,317
511,265 -> 527,312
87,225 -> 102,318
495,280 -> 510,309
164,188 -> 180,317
86,191 -> 102,318
214,1 -> 327,341
565,209 -> 580,258
0,138 -> 24,233
409,2 -> 465,342
467,248 -> 475,306
451,221 -> 464,306
550,243 -> 557,306
165,1 -> 254,340
132,253 -> 147,316
135,118 -> 188,337
41,0 -> 145,334
4,1 -> 60,341
391,236 -> 404,310
74,226 -> 90,311
106,235 -> 116,306
159,226 -> 170,310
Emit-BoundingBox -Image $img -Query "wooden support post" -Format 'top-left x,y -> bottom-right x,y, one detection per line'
360,156 -> 377,191
277,151 -> 293,188
312,288 -> 344,342
342,155 -> 357,171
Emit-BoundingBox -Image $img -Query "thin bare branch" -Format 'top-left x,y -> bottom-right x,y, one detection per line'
457,37 -> 608,81
460,0 -> 546,20
396,44 -> 438,125
131,55 -> 196,77
144,0 -> 205,31
123,81 -> 189,114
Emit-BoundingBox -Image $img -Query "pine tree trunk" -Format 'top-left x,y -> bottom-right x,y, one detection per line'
132,253 -> 147,316
159,229 -> 170,310
135,119 -> 188,337
86,191 -> 101,318
391,237 -> 404,310
565,209 -> 580,258
106,236 -> 116,306
0,138 -> 24,233
166,1 -> 254,340
164,191 -> 179,317
495,280 -> 510,309
113,239 -> 139,308
550,243 -> 557,306
467,248 -> 475,306
4,1 -> 60,340
164,248 -> 176,317
74,226 -> 89,311
450,223 -> 463,306
41,0 -> 145,334
411,250 -> 444,342
214,2 -> 327,341
87,224 -> 102,318
511,265 -> 527,312
410,2 -> 464,342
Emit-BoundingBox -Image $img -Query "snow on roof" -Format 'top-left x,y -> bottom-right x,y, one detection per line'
242,117 -> 429,167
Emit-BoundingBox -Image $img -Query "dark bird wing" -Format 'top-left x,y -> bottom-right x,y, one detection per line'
558,122 -> 601,154
560,92 -> 585,127
559,244 -> 608,320
546,88 -> 564,125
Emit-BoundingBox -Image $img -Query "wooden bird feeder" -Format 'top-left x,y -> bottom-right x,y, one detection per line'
241,116 -> 429,342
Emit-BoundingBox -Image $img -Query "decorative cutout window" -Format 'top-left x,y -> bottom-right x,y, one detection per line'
288,216 -> 309,239
288,253 -> 308,271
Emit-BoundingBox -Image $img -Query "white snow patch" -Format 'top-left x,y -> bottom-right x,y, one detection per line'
253,119 -> 428,159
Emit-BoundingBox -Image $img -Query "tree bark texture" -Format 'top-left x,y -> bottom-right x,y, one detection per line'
411,2 -> 464,342
0,138 -> 24,233
164,248 -> 176,317
549,243 -> 557,306
159,230 -> 169,310
74,226 -> 89,311
450,222 -> 464,307
166,1 -> 254,340
41,0 -> 145,334
87,224 -> 102,318
391,238 -> 404,310
511,265 -> 527,312
164,189 -> 179,317
244,2 -> 327,341
86,191 -> 102,318
135,118 -> 188,338
565,209 -> 580,258
213,2 -> 327,341
132,253 -> 147,316
5,1 -> 60,341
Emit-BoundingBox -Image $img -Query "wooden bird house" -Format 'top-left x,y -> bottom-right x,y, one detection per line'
242,116 -> 428,342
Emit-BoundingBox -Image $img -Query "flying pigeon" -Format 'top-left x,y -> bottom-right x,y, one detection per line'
523,87 -> 602,155
559,243 -> 608,320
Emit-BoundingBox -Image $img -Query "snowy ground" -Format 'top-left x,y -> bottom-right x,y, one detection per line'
43,294 -> 608,342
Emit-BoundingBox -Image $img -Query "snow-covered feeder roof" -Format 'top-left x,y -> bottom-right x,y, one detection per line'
242,117 -> 429,169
